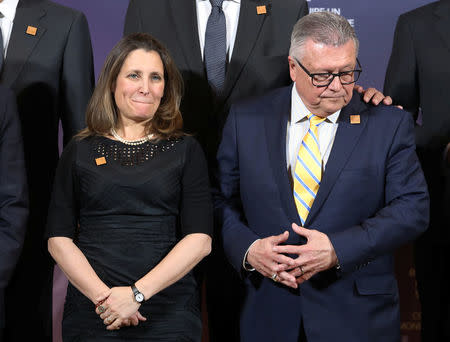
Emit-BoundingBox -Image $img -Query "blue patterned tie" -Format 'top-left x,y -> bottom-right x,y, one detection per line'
204,0 -> 226,93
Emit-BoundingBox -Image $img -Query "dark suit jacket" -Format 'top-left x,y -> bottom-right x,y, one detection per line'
0,0 -> 94,250
0,85 -> 28,330
0,0 -> 94,212
384,0 -> 450,238
216,86 -> 429,342
0,0 -> 94,339
124,0 -> 308,163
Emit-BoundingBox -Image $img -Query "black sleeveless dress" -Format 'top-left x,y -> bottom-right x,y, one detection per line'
46,135 -> 213,341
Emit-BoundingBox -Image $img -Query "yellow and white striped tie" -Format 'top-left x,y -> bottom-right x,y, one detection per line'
293,114 -> 326,226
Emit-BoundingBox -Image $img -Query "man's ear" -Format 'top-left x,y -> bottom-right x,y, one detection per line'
288,56 -> 297,83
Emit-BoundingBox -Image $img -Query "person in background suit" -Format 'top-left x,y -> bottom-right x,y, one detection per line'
0,0 -> 94,340
384,1 -> 450,341
124,3 -> 311,340
216,11 -> 429,342
124,1 -> 391,340
0,85 -> 27,342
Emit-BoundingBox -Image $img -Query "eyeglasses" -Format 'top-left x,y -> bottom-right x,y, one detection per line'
292,56 -> 362,88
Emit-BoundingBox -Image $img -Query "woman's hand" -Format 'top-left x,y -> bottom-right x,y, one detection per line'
95,287 -> 146,330
121,311 -> 147,328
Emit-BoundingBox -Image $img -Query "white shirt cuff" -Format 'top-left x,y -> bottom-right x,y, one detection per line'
242,239 -> 260,271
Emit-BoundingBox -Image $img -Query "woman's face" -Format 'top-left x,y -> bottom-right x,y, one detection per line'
114,48 -> 165,125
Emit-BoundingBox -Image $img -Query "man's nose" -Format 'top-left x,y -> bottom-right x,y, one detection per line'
327,75 -> 343,91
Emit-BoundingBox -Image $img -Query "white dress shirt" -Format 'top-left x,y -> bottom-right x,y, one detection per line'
196,0 -> 241,61
0,0 -> 19,56
287,84 -> 340,180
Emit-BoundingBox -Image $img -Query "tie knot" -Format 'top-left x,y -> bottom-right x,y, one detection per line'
307,114 -> 326,127
210,0 -> 224,8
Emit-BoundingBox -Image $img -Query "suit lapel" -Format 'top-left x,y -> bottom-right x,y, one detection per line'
264,86 -> 300,227
221,0 -> 268,102
1,3 -> 46,86
433,1 -> 450,52
305,94 -> 368,225
168,0 -> 205,78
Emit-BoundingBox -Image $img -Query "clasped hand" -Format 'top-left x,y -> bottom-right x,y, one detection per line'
247,223 -> 338,289
95,286 -> 147,330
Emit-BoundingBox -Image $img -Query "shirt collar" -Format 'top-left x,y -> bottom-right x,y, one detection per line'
291,83 -> 341,125
0,0 -> 19,21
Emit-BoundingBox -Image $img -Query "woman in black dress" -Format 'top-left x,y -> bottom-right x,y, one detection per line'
46,33 -> 212,341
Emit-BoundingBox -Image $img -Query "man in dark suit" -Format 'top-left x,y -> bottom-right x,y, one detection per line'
216,11 -> 429,342
0,85 -> 27,342
124,2 -> 391,340
0,0 -> 94,340
384,1 -> 450,340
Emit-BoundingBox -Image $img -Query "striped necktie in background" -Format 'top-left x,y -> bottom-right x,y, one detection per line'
293,114 -> 326,226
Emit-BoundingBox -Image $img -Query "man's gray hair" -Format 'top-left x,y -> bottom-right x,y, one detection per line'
289,11 -> 359,60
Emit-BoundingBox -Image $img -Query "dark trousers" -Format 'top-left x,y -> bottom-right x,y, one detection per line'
3,230 -> 53,342
415,236 -> 448,342
205,243 -> 243,342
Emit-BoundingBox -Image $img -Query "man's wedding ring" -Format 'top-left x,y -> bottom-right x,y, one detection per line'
271,273 -> 278,282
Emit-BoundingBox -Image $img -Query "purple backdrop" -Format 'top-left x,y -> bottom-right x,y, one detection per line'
307,0 -> 435,90
53,0 -> 437,89
54,0 -> 128,78
50,1 -> 437,341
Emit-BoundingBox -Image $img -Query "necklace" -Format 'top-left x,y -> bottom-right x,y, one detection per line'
110,128 -> 153,146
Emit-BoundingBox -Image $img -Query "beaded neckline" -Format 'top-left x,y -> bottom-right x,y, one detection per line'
95,136 -> 181,166
110,128 -> 153,146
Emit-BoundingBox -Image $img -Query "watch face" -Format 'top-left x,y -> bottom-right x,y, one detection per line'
135,293 -> 144,302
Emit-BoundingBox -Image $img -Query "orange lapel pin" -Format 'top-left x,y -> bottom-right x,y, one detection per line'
256,5 -> 267,15
95,157 -> 106,166
350,115 -> 360,124
26,26 -> 37,36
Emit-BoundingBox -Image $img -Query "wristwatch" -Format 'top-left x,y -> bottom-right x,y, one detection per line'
131,284 -> 145,303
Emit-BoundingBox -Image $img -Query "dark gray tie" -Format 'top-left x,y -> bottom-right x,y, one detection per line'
204,0 -> 226,94
0,12 -> 4,73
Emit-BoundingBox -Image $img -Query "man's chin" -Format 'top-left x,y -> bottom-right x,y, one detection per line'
321,99 -> 345,113
322,96 -> 344,102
